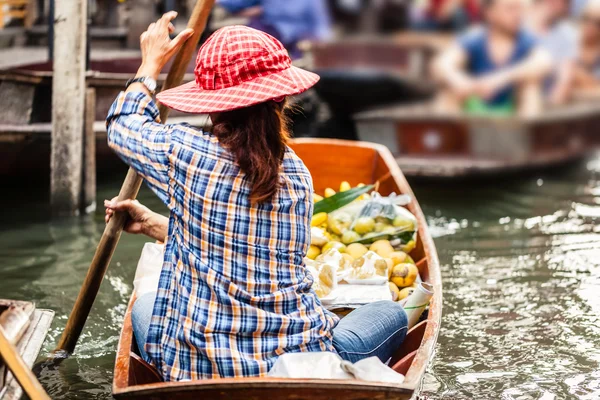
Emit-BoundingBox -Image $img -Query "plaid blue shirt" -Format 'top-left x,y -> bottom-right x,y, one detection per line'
107,91 -> 338,380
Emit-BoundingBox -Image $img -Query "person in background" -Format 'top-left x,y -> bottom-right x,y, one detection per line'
570,0 -> 600,97
412,0 -> 480,32
431,0 -> 552,117
217,0 -> 332,58
528,0 -> 578,104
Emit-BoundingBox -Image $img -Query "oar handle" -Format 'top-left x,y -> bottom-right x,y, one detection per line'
55,0 -> 215,356
0,327 -> 51,400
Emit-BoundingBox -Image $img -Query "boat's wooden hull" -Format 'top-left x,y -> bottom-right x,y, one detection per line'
354,103 -> 599,178
112,139 -> 442,400
0,300 -> 54,400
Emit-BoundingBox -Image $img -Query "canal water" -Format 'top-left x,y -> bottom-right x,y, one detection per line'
1,155 -> 599,399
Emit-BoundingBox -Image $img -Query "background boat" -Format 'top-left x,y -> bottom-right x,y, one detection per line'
112,138 -> 442,400
354,102 -> 600,178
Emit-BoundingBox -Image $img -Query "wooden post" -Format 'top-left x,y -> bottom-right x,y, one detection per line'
82,88 -> 96,214
50,0 -> 88,216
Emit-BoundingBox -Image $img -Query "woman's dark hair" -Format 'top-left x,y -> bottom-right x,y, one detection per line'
212,100 -> 290,204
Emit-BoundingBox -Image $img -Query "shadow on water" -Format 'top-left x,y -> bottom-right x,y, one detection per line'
1,156 -> 600,399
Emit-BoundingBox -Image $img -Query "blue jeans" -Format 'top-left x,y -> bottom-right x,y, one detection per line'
132,292 -> 408,366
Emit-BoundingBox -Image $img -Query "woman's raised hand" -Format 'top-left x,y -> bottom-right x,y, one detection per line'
137,11 -> 194,78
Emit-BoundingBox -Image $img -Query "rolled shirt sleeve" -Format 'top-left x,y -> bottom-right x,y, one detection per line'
106,91 -> 172,205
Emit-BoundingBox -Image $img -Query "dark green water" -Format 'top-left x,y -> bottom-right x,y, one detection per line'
1,156 -> 599,399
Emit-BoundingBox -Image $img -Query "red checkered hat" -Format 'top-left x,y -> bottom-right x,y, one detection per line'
156,25 -> 320,113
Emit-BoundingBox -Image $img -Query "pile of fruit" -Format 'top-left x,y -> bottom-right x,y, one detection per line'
306,182 -> 420,302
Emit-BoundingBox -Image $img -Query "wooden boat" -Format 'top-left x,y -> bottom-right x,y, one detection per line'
112,138 -> 442,400
0,299 -> 54,400
354,102 -> 600,178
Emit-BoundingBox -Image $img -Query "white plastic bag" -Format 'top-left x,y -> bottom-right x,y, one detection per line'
268,352 -> 404,384
402,282 -> 434,329
133,243 -> 164,296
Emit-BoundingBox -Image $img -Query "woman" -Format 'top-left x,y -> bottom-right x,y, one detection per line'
105,12 -> 408,381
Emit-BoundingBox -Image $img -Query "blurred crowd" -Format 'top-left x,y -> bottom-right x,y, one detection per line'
213,0 -> 600,116
424,0 -> 600,116
19,0 -> 600,116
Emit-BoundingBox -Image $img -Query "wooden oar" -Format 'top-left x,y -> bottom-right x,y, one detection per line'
54,0 -> 215,356
0,327 -> 51,400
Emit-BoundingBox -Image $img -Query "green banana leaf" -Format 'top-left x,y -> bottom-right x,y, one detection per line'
313,185 -> 374,215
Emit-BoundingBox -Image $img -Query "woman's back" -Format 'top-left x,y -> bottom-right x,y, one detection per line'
143,124 -> 338,379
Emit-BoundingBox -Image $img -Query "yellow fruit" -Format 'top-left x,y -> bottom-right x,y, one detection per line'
341,230 -> 361,244
384,258 -> 394,279
322,241 -> 346,253
358,183 -> 365,187
401,240 -> 416,253
324,188 -> 336,198
389,282 -> 400,301
388,282 -> 400,301
346,243 -> 369,259
370,240 -> 394,258
398,287 -> 415,301
390,263 -> 418,288
313,193 -> 324,202
328,212 -> 352,235
389,251 -> 408,266
374,222 -> 389,233
393,216 -> 415,230
370,239 -> 392,252
307,245 -> 321,260
353,217 -> 376,234
339,181 -> 351,192
341,253 -> 355,263
311,212 -> 328,227
375,259 -> 388,277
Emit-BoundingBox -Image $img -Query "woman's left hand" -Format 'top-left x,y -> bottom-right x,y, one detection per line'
137,11 -> 194,79
104,197 -> 169,242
